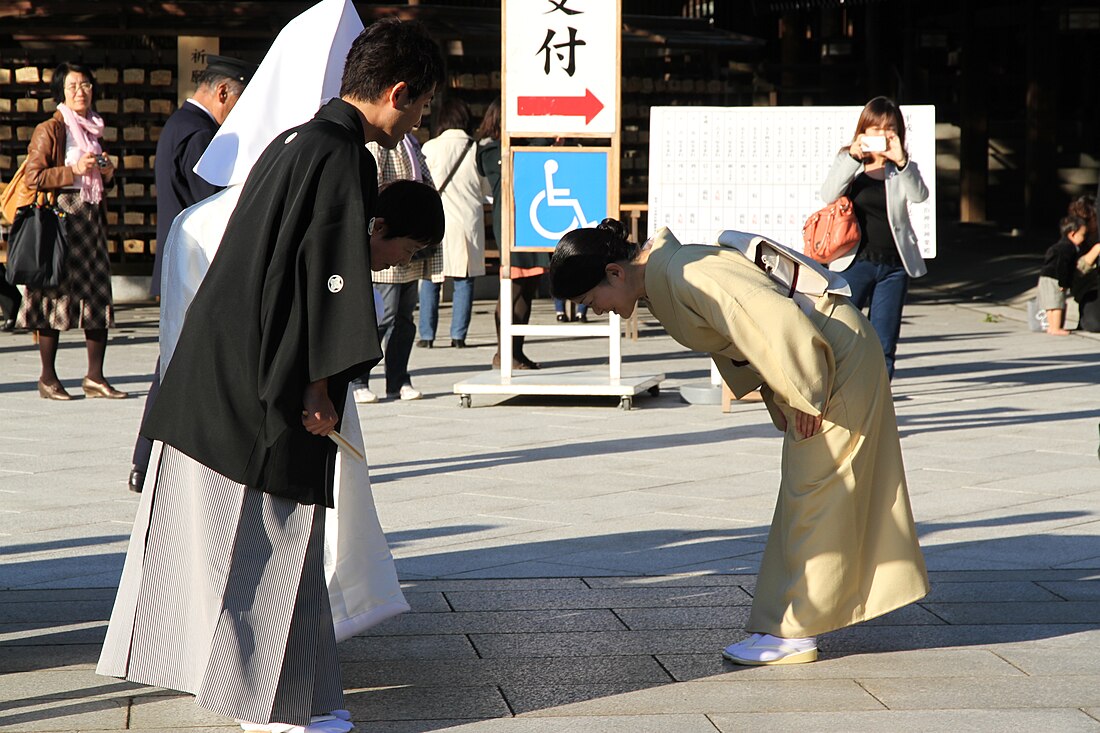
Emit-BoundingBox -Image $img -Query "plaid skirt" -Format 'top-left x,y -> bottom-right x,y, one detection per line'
16,192 -> 114,331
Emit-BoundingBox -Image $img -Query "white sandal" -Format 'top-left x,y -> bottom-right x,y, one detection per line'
722,633 -> 818,666
238,710 -> 353,733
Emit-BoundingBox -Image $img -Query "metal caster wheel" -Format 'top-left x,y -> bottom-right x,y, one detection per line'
459,394 -> 472,408
619,396 -> 633,410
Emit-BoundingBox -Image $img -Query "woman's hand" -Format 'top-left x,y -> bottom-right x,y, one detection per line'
301,379 -> 337,436
793,409 -> 823,439
885,133 -> 907,167
848,138 -> 867,162
71,152 -> 97,176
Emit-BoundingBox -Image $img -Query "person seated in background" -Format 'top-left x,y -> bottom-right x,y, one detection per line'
1037,214 -> 1087,335
1069,193 -> 1100,332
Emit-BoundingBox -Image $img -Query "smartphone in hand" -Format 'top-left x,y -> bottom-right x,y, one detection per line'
860,136 -> 887,153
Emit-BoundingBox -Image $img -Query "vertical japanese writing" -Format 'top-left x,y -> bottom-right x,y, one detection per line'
537,0 -> 586,77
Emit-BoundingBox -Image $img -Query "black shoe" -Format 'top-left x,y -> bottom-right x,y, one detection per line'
1,319 -> 14,332
128,466 -> 145,493
575,313 -> 588,322
451,339 -> 467,348
416,339 -> 433,348
556,313 -> 568,322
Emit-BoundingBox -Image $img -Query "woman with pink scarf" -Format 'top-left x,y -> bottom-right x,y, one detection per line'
20,62 -> 126,400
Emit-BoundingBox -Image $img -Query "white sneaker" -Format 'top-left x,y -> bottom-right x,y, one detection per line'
397,384 -> 421,401
353,386 -> 378,404
722,633 -> 817,665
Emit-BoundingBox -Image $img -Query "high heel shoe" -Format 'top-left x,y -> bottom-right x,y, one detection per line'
82,377 -> 128,399
38,379 -> 73,401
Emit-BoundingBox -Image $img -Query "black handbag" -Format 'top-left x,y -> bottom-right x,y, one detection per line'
5,192 -> 67,288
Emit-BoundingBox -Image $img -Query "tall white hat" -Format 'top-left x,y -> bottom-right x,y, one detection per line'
193,0 -> 364,187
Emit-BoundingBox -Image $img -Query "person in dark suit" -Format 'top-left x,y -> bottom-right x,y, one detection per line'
129,55 -> 255,493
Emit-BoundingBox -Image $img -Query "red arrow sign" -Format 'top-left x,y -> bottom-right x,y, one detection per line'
516,89 -> 604,125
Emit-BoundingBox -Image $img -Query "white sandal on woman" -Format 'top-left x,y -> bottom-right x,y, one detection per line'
722,633 -> 818,665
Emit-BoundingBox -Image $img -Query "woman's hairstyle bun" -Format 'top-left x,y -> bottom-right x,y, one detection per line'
596,217 -> 628,242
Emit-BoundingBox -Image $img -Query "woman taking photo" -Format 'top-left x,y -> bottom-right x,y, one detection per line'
19,61 -> 125,400
820,96 -> 928,379
550,220 -> 929,665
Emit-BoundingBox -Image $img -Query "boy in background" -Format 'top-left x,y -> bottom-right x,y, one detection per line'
1038,214 -> 1087,335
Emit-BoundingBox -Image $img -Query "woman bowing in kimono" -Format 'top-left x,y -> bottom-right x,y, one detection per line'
550,219 -> 929,666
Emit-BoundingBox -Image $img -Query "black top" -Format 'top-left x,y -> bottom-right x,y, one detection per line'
849,174 -> 900,267
143,98 -> 383,507
1040,236 -> 1080,288
477,138 -> 550,270
151,102 -> 224,296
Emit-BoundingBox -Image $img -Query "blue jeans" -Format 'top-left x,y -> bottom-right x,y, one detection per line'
419,277 -> 475,341
842,259 -> 909,379
353,281 -> 417,395
553,297 -> 587,317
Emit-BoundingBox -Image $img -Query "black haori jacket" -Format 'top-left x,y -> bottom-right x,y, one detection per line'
144,99 -> 382,507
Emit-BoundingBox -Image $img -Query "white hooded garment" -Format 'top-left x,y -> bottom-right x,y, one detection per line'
158,0 -> 408,642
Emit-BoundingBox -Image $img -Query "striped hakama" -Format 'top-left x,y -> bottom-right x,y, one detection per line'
97,443 -> 343,727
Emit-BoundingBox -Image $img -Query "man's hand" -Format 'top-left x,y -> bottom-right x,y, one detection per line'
301,379 -> 337,436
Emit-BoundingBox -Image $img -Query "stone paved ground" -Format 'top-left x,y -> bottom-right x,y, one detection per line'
1,261 -> 1098,731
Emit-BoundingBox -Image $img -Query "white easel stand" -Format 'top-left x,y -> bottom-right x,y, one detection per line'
453,279 -> 664,410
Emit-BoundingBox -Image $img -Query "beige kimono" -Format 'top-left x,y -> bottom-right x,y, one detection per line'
644,228 -> 929,637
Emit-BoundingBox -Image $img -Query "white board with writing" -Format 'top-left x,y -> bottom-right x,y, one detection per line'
647,106 -> 936,257
504,0 -> 618,136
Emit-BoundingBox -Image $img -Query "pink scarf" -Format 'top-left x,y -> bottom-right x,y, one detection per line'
57,103 -> 105,204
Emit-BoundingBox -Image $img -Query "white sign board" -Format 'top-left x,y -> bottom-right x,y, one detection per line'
504,0 -> 617,136
648,106 -> 937,258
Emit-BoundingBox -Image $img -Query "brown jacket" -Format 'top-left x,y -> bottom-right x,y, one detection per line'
24,111 -> 114,193
25,113 -> 75,191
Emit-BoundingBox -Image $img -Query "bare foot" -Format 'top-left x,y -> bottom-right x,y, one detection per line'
1046,328 -> 1071,336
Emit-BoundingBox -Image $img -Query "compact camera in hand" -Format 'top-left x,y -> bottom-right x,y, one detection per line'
860,136 -> 887,153
95,153 -> 110,169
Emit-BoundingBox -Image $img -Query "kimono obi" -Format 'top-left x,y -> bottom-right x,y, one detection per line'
714,230 -> 851,316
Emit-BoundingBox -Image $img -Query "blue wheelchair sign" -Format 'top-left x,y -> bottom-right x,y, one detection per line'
513,150 -> 609,249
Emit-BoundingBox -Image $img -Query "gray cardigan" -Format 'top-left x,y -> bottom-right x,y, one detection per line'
820,151 -> 929,278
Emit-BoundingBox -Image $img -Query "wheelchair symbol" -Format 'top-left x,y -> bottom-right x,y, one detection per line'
529,159 -> 598,240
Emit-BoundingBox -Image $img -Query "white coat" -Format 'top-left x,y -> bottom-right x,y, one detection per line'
422,129 -> 486,277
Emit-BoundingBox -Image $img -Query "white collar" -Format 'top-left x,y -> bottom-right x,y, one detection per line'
185,98 -> 217,124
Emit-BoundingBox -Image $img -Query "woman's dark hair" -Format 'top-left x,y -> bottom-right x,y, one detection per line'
51,62 -> 96,105
433,96 -> 470,136
375,179 -> 445,247
340,18 -> 445,103
1068,194 -> 1097,240
852,95 -> 907,152
1060,215 -> 1087,238
549,218 -> 637,299
475,97 -> 501,141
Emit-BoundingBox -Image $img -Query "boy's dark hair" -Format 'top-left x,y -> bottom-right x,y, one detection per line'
433,96 -> 470,137
1060,214 -> 1087,238
51,62 -> 97,104
340,18 -> 445,103
376,179 -> 445,248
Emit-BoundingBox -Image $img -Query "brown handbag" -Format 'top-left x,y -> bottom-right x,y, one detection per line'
0,161 -> 35,227
801,195 -> 861,265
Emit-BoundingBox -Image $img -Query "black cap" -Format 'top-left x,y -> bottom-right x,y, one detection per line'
204,55 -> 257,85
